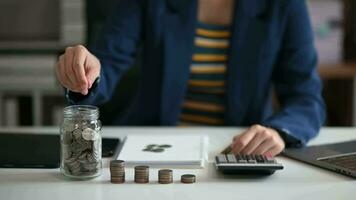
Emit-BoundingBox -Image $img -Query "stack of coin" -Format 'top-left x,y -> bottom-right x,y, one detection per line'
181,174 -> 196,184
158,169 -> 173,184
134,166 -> 149,183
110,160 -> 125,183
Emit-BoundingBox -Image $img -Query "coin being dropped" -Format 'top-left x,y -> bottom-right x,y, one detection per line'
82,128 -> 95,141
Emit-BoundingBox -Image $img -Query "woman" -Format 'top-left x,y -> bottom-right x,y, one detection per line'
56,0 -> 325,156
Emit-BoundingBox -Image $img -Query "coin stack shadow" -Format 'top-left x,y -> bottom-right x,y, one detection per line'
158,169 -> 173,184
134,166 -> 149,183
110,160 -> 125,183
181,174 -> 196,184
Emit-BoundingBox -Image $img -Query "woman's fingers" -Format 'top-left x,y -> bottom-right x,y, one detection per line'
72,45 -> 89,95
231,125 -> 285,156
265,145 -> 283,157
251,138 -> 275,155
55,60 -> 67,88
231,126 -> 258,153
240,130 -> 270,155
55,45 -> 101,95
58,55 -> 71,89
64,47 -> 77,88
85,52 -> 101,88
56,57 -> 81,93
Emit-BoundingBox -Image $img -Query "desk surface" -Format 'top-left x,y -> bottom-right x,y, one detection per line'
0,127 -> 355,200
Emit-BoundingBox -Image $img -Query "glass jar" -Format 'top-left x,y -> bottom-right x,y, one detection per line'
60,105 -> 102,179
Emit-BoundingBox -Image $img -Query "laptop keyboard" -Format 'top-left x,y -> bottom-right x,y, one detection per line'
318,153 -> 356,171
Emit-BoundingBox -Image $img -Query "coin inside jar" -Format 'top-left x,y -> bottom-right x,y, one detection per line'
60,105 -> 102,179
72,129 -> 82,140
82,127 -> 95,141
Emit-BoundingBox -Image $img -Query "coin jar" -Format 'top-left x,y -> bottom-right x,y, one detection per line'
60,105 -> 102,179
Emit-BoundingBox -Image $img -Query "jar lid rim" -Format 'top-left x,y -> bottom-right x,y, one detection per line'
63,105 -> 99,118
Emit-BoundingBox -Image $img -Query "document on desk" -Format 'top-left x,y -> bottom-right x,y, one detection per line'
117,135 -> 208,168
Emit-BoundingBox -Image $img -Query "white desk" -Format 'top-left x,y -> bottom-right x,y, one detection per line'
0,127 -> 355,200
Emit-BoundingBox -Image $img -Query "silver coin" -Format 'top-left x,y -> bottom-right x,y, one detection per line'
62,122 -> 75,133
71,142 -> 82,153
62,145 -> 72,159
82,128 -> 95,141
61,119 -> 102,176
78,152 -> 87,160
72,129 -> 82,140
86,153 -> 95,163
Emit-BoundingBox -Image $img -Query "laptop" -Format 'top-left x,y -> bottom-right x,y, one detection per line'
283,140 -> 356,178
0,133 -> 60,168
0,133 -> 120,168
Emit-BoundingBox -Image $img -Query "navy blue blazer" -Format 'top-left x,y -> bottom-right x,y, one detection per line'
68,0 -> 325,146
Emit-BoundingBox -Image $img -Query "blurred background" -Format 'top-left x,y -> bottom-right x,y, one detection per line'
0,0 -> 355,127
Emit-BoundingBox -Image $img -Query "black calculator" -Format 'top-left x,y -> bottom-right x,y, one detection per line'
215,154 -> 284,175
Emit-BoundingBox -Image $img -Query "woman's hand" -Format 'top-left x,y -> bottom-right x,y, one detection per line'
231,124 -> 285,156
56,45 -> 101,95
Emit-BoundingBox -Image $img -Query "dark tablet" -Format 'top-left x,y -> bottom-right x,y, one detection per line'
0,133 -> 120,169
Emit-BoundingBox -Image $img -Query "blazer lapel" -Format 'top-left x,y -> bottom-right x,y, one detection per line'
226,0 -> 269,125
160,0 -> 197,125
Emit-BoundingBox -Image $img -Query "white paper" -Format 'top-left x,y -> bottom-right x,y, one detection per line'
117,135 -> 208,168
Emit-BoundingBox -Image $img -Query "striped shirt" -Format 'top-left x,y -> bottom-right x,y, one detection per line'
179,22 -> 231,126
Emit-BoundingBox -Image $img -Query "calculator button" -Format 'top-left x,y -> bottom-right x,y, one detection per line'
227,154 -> 237,163
215,153 -> 284,175
264,155 -> 275,163
248,155 -> 257,163
256,155 -> 265,163
242,155 -> 248,161
236,154 -> 247,163
217,154 -> 227,163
